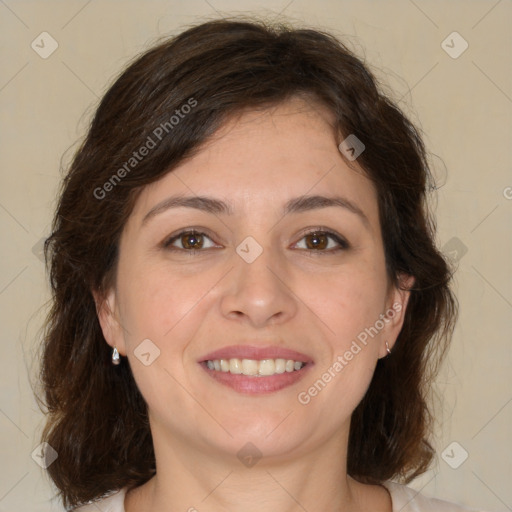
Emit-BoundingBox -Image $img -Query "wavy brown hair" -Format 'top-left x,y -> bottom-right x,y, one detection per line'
37,18 -> 458,509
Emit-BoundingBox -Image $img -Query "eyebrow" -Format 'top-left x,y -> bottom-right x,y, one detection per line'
142,194 -> 370,229
284,195 -> 370,229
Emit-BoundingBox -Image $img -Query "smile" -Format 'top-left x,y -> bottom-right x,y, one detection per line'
205,358 -> 306,376
199,345 -> 313,394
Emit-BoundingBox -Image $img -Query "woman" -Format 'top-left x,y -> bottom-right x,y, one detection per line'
38,18 -> 483,512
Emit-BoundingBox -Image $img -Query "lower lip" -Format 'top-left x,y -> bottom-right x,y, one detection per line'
200,363 -> 312,394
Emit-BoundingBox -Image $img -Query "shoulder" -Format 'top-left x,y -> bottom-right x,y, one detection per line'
71,488 -> 126,512
69,483 -> 487,512
383,481 -> 487,512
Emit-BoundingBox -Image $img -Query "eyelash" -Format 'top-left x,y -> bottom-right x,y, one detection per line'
294,227 -> 350,253
162,227 -> 349,254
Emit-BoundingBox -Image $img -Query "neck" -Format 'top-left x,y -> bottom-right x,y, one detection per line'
124,426 -> 390,512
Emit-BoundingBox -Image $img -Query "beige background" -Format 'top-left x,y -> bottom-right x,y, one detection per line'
0,1 -> 510,511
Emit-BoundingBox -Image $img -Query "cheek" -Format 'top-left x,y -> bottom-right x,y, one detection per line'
116,264 -> 217,420
302,261 -> 388,348
117,261 -> 221,349
295,259 -> 387,410
299,290 -> 383,425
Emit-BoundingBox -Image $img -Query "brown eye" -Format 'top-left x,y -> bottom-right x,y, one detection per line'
305,232 -> 329,250
181,232 -> 203,249
294,229 -> 349,252
164,230 -> 217,251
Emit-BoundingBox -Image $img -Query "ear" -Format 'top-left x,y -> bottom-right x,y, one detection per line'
92,287 -> 127,356
378,273 -> 414,359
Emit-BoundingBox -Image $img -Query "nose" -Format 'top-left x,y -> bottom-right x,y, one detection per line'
219,244 -> 298,328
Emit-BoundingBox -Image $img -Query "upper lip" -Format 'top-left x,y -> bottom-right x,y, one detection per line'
199,345 -> 314,363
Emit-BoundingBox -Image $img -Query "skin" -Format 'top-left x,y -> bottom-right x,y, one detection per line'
96,97 -> 412,512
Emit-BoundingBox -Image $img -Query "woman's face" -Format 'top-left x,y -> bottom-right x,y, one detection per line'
98,97 -> 410,464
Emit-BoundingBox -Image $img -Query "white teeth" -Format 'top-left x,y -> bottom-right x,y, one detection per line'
242,359 -> 259,376
230,359 -> 242,374
205,358 -> 306,376
275,358 -> 286,374
258,359 -> 275,376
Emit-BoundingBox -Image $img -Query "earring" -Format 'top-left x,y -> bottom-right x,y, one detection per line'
112,346 -> 121,365
385,340 -> 392,356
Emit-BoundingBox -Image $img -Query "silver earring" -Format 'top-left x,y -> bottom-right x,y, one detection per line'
112,346 -> 121,365
385,341 -> 391,356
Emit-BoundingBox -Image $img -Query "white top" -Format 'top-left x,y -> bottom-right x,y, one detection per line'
73,481 -> 486,511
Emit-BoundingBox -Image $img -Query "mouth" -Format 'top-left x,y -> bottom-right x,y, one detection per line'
203,357 -> 306,376
198,345 -> 313,394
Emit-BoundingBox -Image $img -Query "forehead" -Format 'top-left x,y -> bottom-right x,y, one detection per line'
130,98 -> 379,227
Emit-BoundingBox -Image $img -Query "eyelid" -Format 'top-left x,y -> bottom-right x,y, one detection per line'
162,228 -> 221,250
292,227 -> 350,251
161,226 -> 350,253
